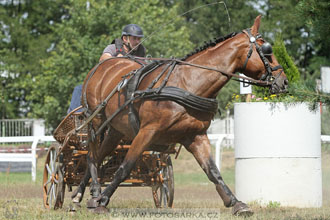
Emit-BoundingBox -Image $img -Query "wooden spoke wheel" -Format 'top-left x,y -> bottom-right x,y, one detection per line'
152,156 -> 174,208
43,145 -> 65,209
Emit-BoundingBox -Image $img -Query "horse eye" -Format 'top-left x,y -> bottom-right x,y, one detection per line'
261,42 -> 273,56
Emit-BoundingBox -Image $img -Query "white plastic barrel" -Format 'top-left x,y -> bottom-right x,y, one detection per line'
321,66 -> 330,93
234,102 -> 322,207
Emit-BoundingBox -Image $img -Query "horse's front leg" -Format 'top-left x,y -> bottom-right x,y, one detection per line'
71,140 -> 105,206
94,128 -> 157,211
83,149 -> 102,208
183,134 -> 253,217
86,128 -> 123,208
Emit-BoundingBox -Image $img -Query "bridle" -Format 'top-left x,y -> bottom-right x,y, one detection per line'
242,28 -> 284,84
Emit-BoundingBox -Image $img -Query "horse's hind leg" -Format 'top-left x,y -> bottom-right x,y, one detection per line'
71,167 -> 91,205
183,134 -> 253,217
71,151 -> 99,205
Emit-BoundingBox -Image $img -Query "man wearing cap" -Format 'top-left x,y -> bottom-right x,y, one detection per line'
99,24 -> 146,61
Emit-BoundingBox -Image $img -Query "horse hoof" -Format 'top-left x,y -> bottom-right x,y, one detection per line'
94,206 -> 109,214
232,201 -> 254,217
72,192 -> 83,203
87,198 -> 99,209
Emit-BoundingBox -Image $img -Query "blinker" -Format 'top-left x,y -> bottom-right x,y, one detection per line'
261,42 -> 273,56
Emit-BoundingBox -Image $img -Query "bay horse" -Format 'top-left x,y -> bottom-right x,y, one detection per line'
72,15 -> 288,216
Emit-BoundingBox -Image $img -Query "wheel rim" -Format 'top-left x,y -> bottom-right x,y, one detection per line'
43,145 -> 64,209
152,156 -> 174,208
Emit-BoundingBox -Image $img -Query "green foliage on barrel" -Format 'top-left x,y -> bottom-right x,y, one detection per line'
273,35 -> 300,84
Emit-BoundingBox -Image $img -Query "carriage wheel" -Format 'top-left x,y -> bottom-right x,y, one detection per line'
152,156 -> 174,208
43,144 -> 65,209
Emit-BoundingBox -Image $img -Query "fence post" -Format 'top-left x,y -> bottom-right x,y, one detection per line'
33,119 -> 45,136
215,135 -> 226,171
321,66 -> 330,93
31,137 -> 39,182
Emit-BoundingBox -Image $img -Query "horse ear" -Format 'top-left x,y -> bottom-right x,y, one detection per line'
251,15 -> 262,35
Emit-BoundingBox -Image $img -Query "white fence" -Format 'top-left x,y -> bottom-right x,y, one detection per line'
0,119 -> 46,138
0,134 -> 329,182
210,134 -> 330,171
207,117 -> 234,148
0,136 -> 55,181
321,135 -> 330,143
208,134 -> 234,170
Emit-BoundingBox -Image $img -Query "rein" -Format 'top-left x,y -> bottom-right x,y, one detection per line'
135,57 -> 272,87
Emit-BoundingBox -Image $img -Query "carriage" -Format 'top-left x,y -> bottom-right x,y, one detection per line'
42,16 -> 288,216
42,106 -> 178,210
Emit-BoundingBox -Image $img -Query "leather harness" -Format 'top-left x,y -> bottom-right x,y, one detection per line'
80,29 -> 284,139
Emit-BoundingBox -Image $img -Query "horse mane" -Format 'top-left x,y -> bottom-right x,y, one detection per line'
181,32 -> 238,61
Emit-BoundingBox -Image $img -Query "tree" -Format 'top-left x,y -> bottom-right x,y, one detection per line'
0,0 -> 68,119
177,0 -> 260,46
26,0 -> 194,128
254,0 -> 330,81
252,0 -> 312,76
296,0 -> 330,79
2,0 -> 329,125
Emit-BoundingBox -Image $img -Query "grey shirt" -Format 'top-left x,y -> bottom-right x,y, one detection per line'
102,44 -> 117,56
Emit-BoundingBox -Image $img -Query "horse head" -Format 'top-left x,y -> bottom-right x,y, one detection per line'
238,15 -> 289,94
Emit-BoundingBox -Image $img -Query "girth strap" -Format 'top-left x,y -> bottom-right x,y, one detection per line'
126,61 -> 166,135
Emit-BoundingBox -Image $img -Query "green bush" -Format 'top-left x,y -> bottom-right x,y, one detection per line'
273,35 -> 300,83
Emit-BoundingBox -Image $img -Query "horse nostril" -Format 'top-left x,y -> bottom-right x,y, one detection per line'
284,79 -> 289,85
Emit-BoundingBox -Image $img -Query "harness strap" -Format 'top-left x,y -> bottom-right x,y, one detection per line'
242,43 -> 253,70
95,96 -> 138,136
127,60 -> 177,135
254,41 -> 272,80
242,28 -> 283,82
272,65 -> 283,71
155,60 -> 177,93
126,61 -> 163,99
147,62 -> 172,90
76,75 -> 129,133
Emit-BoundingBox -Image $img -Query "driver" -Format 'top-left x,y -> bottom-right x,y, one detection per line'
99,24 -> 146,61
67,24 -> 146,113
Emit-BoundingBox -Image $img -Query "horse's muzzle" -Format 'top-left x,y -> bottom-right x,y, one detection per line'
270,77 -> 289,94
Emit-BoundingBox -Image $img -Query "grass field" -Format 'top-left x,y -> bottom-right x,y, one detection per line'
0,145 -> 329,219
